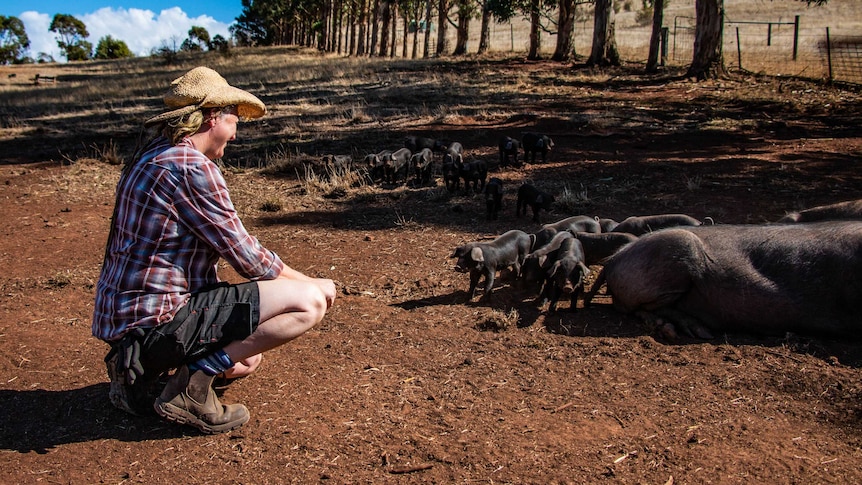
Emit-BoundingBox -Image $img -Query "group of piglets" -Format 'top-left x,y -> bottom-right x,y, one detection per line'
450,211 -> 705,313
452,198 -> 862,343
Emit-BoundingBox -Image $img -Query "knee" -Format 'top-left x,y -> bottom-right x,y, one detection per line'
288,281 -> 328,331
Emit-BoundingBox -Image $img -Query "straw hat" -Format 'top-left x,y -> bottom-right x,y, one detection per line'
145,66 -> 266,126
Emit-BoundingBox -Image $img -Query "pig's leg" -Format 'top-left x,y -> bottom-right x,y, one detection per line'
481,268 -> 496,297
468,270 -> 481,300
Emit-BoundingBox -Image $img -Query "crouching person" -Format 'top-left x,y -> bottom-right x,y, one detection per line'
92,67 -> 336,434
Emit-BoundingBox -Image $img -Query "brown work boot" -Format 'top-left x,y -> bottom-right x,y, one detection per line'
154,366 -> 249,434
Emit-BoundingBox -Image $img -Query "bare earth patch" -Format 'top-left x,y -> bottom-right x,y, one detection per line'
1,57 -> 862,483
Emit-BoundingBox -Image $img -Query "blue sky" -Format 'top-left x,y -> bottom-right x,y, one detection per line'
1,1 -> 244,61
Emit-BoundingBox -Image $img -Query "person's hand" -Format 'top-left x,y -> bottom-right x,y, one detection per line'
315,278 -> 336,309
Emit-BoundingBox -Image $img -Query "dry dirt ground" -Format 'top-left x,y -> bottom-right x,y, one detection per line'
2,57 -> 862,484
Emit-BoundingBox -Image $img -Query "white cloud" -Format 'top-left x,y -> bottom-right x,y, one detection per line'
18,7 -> 232,62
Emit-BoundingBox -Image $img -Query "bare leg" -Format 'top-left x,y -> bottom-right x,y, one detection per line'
221,278 -> 329,363
222,353 -> 262,379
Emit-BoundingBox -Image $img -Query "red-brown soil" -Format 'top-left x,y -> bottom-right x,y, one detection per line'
2,57 -> 862,483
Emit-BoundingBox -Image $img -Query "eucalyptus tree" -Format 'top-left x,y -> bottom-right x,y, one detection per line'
401,0 -> 424,58
49,14 -> 92,61
233,0 -> 284,46
477,0 -> 492,54
379,0 -> 393,56
685,0 -> 723,79
94,35 -> 133,59
181,26 -> 211,51
685,0 -> 826,80
356,0 -> 368,54
552,0 -> 591,61
423,0 -> 433,57
486,0 -> 555,60
586,0 -> 619,66
435,0 -> 450,56
452,0 -> 479,55
0,15 -> 30,64
370,0 -> 381,55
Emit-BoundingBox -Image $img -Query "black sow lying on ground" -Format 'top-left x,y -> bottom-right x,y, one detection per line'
586,221 -> 862,340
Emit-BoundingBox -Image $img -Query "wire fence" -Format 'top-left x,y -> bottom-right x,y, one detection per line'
670,16 -> 862,84
389,13 -> 862,85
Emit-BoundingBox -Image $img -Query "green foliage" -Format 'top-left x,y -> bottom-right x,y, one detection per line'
0,16 -> 30,65
65,41 -> 93,61
485,0 -> 520,22
231,0 -> 289,46
485,0 -> 554,23
210,34 -> 231,56
94,35 -> 134,59
190,26 -> 211,44
50,14 -> 91,61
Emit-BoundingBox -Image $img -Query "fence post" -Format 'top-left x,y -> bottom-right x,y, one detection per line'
660,27 -> 669,66
793,15 -> 800,60
736,27 -> 742,70
767,23 -> 772,46
825,27 -> 833,83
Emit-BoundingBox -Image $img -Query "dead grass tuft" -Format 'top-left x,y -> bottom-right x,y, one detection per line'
475,308 -> 519,332
555,183 -> 592,214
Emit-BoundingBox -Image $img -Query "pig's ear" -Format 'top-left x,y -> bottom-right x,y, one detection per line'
579,262 -> 591,276
548,261 -> 561,278
470,246 -> 484,262
537,255 -> 547,267
536,195 -> 544,204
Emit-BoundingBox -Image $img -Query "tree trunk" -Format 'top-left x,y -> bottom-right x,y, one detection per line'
370,0 -> 381,56
527,0 -> 541,60
335,0 -> 344,53
423,0 -> 433,58
389,2 -> 398,57
379,0 -> 391,56
355,0 -> 368,57
477,1 -> 491,54
646,0 -> 666,72
402,13 -> 409,57
435,0 -> 449,56
587,0 -> 620,66
552,0 -> 576,62
452,0 -> 471,55
411,3 -> 420,58
349,0 -> 358,54
686,0 -> 726,80
320,0 -> 328,50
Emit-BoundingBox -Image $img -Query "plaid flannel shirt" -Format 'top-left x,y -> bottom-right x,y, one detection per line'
92,137 -> 284,342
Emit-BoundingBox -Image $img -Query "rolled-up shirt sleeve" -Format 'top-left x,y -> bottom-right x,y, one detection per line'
176,160 -> 284,280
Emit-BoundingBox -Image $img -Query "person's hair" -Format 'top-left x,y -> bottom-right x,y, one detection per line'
162,109 -> 206,145
161,105 -> 236,145
127,105 -> 239,173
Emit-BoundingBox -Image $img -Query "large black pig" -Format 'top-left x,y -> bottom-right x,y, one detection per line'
586,221 -> 862,340
778,199 -> 862,223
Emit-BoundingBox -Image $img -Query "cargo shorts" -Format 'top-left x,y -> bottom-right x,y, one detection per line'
138,281 -> 262,377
